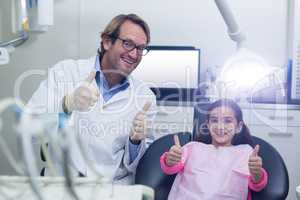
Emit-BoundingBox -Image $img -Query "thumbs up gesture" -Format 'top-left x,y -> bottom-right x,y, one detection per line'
248,145 -> 263,182
165,135 -> 183,167
130,102 -> 151,143
64,70 -> 100,112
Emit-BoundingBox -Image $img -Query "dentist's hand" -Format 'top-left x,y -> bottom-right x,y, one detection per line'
165,135 -> 182,167
130,102 -> 151,143
248,145 -> 263,183
64,70 -> 99,112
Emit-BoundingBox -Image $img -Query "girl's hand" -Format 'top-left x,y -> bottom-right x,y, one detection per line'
248,145 -> 263,183
166,135 -> 182,167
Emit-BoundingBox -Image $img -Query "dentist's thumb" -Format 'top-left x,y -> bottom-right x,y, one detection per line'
142,101 -> 151,113
85,70 -> 96,84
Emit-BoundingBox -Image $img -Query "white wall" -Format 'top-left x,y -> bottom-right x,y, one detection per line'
79,0 -> 288,73
0,0 -> 288,102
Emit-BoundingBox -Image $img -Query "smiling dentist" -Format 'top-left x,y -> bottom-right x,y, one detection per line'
26,14 -> 157,184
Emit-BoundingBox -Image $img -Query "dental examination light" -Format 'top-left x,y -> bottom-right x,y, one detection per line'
214,0 -> 273,100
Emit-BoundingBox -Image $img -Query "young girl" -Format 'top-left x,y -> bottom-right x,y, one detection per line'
160,99 -> 268,200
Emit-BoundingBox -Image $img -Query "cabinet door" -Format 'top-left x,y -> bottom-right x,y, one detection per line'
150,122 -> 193,138
151,105 -> 194,138
249,125 -> 299,145
247,107 -> 300,127
250,108 -> 289,127
240,108 -> 251,125
155,105 -> 194,123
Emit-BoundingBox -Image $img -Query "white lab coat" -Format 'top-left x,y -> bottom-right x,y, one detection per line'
26,56 -> 157,184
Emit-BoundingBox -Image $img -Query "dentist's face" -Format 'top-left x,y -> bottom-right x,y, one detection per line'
207,106 -> 242,147
102,20 -> 147,76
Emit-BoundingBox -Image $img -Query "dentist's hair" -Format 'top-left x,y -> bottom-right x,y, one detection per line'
98,13 -> 150,59
197,98 -> 254,147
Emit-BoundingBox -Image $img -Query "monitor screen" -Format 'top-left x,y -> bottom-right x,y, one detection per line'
131,46 -> 201,103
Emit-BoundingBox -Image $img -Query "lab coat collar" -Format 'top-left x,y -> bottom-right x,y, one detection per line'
102,77 -> 135,107
95,54 -> 130,93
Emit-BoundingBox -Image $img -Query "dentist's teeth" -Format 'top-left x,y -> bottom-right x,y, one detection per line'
122,58 -> 134,64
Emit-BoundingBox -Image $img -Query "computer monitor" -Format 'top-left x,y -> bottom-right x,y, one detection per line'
132,46 -> 201,103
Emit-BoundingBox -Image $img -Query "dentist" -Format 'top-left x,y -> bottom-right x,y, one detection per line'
26,13 -> 157,184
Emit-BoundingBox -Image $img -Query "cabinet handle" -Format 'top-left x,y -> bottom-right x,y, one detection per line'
157,111 -> 169,116
152,128 -> 170,134
268,132 -> 293,138
268,116 -> 294,121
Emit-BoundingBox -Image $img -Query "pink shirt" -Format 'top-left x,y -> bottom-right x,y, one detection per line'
160,142 -> 268,200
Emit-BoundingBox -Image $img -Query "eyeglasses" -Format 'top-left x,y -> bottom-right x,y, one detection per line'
115,37 -> 149,56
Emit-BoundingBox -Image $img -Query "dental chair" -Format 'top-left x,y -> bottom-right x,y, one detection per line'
135,132 -> 192,200
135,102 -> 289,200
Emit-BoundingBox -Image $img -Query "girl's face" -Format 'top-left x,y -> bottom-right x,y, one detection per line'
207,106 -> 243,147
